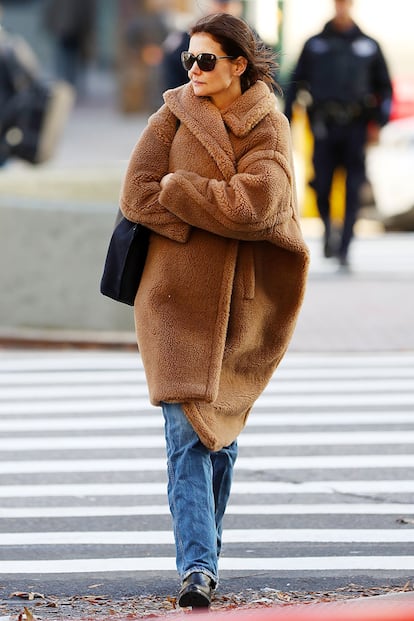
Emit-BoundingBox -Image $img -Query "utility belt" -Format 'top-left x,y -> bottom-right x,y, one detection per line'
309,101 -> 370,125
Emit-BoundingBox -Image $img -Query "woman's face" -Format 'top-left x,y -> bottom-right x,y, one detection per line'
187,32 -> 246,110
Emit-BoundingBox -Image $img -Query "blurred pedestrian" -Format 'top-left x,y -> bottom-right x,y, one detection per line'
43,0 -> 96,92
0,3 -> 75,166
0,5 -> 42,164
120,12 -> 309,607
119,4 -> 168,112
284,0 -> 392,268
162,0 -> 243,90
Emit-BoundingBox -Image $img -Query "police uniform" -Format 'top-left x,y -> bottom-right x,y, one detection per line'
284,19 -> 393,265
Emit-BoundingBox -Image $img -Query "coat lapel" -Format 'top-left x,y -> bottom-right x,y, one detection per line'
164,81 -> 277,179
164,84 -> 236,181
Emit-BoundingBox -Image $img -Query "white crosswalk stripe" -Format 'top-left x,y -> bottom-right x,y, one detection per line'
4,556 -> 414,575
1,504 -> 414,519
1,349 -> 414,579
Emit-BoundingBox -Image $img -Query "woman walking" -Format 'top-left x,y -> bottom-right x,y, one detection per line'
120,12 -> 309,608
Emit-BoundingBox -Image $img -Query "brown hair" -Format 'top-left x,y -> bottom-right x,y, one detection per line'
189,12 -> 279,93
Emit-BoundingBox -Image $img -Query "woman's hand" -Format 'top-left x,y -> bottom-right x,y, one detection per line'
160,173 -> 174,190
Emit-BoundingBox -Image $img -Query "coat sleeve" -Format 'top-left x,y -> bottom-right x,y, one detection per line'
158,115 -> 295,241
119,105 -> 191,243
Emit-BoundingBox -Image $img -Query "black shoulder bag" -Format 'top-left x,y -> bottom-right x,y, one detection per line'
100,215 -> 150,306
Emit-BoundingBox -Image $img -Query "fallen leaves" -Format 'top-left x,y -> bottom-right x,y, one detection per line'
275,591 -> 292,603
17,608 -> 35,621
1,582 -> 413,621
9,594 -> 44,602
72,596 -> 109,606
397,517 -> 414,525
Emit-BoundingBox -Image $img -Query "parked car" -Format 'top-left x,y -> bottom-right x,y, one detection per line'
367,76 -> 414,230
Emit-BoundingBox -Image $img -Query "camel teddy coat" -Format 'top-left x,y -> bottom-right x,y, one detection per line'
120,80 -> 309,451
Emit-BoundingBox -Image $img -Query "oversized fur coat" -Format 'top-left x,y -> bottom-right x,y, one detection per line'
120,80 -> 309,451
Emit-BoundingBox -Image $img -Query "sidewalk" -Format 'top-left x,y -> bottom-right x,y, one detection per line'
290,223 -> 414,353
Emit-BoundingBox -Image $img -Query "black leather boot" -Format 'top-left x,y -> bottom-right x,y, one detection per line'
178,571 -> 214,608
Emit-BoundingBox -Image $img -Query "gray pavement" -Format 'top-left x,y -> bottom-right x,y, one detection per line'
290,228 -> 414,353
1,82 -> 413,354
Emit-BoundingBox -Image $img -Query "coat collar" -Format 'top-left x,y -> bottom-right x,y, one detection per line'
221,81 -> 277,138
163,81 -> 276,180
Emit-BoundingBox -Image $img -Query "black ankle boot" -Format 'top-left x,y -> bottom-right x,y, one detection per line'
178,572 -> 214,608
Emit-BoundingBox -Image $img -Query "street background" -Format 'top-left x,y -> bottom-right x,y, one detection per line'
1,2 -> 414,619
1,0 -> 413,345
0,69 -> 413,349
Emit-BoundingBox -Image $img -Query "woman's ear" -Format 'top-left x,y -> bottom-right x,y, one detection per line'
234,56 -> 248,76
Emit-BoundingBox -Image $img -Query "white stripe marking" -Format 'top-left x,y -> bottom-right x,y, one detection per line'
1,352 -> 413,372
226,503 -> 414,515
0,411 -> 412,431
219,556 -> 414,571
0,436 -> 166,451
0,399 -> 152,415
0,480 -> 412,498
255,394 -> 414,407
1,431 -> 413,452
0,416 -> 164,431
0,356 -> 140,372
1,393 -> 413,415
1,503 -> 413,519
0,385 -> 148,399
1,454 -> 414,474
1,379 -> 413,400
3,529 -> 414,546
1,556 -> 414,574
0,371 -> 147,385
262,379 -> 414,394
1,366 -> 414,385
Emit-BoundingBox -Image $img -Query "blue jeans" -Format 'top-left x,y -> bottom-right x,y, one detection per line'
161,402 -> 238,585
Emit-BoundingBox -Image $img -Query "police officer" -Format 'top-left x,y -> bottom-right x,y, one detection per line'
284,0 -> 393,267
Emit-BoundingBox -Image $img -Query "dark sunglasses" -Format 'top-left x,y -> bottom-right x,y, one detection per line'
181,51 -> 235,72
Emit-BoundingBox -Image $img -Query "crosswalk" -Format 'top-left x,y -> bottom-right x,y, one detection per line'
1,349 -> 414,578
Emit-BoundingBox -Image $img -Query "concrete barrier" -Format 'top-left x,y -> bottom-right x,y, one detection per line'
1,196 -> 135,334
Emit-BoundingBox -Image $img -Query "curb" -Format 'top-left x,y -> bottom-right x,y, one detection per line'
0,328 -> 136,350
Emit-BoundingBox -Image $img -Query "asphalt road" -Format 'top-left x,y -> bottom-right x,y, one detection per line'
0,347 -> 413,603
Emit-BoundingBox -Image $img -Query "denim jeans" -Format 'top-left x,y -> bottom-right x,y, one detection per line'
161,402 -> 238,585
